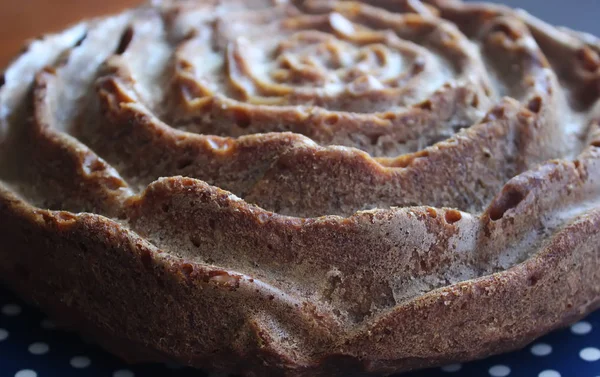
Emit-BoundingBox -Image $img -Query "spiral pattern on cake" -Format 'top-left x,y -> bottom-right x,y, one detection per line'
2,0 -> 600,375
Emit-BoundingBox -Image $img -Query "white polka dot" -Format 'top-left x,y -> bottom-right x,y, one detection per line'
113,370 -> 135,377
531,343 -> 553,356
489,365 -> 511,377
0,328 -> 8,341
15,370 -> 37,377
571,321 -> 592,335
2,303 -> 22,316
40,319 -> 56,330
441,363 -> 462,372
28,342 -> 49,355
539,370 -> 561,377
580,347 -> 600,362
70,356 -> 91,368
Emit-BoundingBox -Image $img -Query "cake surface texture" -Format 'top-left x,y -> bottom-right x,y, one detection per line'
2,0 -> 600,375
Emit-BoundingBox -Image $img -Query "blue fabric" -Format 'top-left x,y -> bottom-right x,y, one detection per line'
1,285 -> 599,377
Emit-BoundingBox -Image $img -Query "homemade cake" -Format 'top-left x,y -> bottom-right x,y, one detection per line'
1,0 -> 600,375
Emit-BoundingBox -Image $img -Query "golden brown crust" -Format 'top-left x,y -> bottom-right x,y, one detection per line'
2,0 -> 600,376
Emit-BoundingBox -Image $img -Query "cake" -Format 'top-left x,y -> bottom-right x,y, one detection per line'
1,0 -> 600,375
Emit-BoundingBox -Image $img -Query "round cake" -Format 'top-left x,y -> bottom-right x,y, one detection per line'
1,0 -> 600,375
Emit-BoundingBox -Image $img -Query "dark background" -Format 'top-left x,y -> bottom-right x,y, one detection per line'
479,0 -> 599,35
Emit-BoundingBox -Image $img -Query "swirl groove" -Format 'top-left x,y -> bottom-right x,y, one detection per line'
2,1 -> 600,376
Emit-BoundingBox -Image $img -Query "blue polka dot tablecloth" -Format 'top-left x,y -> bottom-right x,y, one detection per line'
1,285 -> 600,377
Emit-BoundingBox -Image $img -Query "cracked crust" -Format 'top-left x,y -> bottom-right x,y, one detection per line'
2,0 -> 600,376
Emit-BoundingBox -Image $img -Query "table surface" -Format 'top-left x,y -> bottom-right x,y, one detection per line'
0,0 -> 141,68
1,1 -> 600,377
2,0 -> 600,68
2,285 -> 600,377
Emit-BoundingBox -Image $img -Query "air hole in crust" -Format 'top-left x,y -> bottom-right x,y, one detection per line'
451,122 -> 471,132
140,249 -> 152,270
426,207 -> 437,218
56,212 -> 77,222
43,66 -> 57,75
177,59 -> 194,72
88,159 -> 106,173
577,46 -> 600,73
489,185 -> 526,221
74,32 -> 88,47
181,179 -> 195,187
483,106 -> 505,122
20,42 -> 31,54
444,209 -> 461,224
0,73 -> 5,89
591,140 -> 600,148
417,99 -> 433,111
527,96 -> 542,113
280,59 -> 292,69
411,59 -> 425,74
527,273 -> 539,286
115,26 -> 134,55
190,235 -> 201,248
471,94 -> 479,108
232,109 -> 251,129
177,158 -> 193,170
489,23 -> 521,41
105,177 -> 125,191
325,114 -> 339,125
181,263 -> 194,277
382,113 -> 396,121
370,134 -> 380,145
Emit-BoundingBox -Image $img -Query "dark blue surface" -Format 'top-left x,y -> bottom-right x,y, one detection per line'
1,286 -> 600,377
